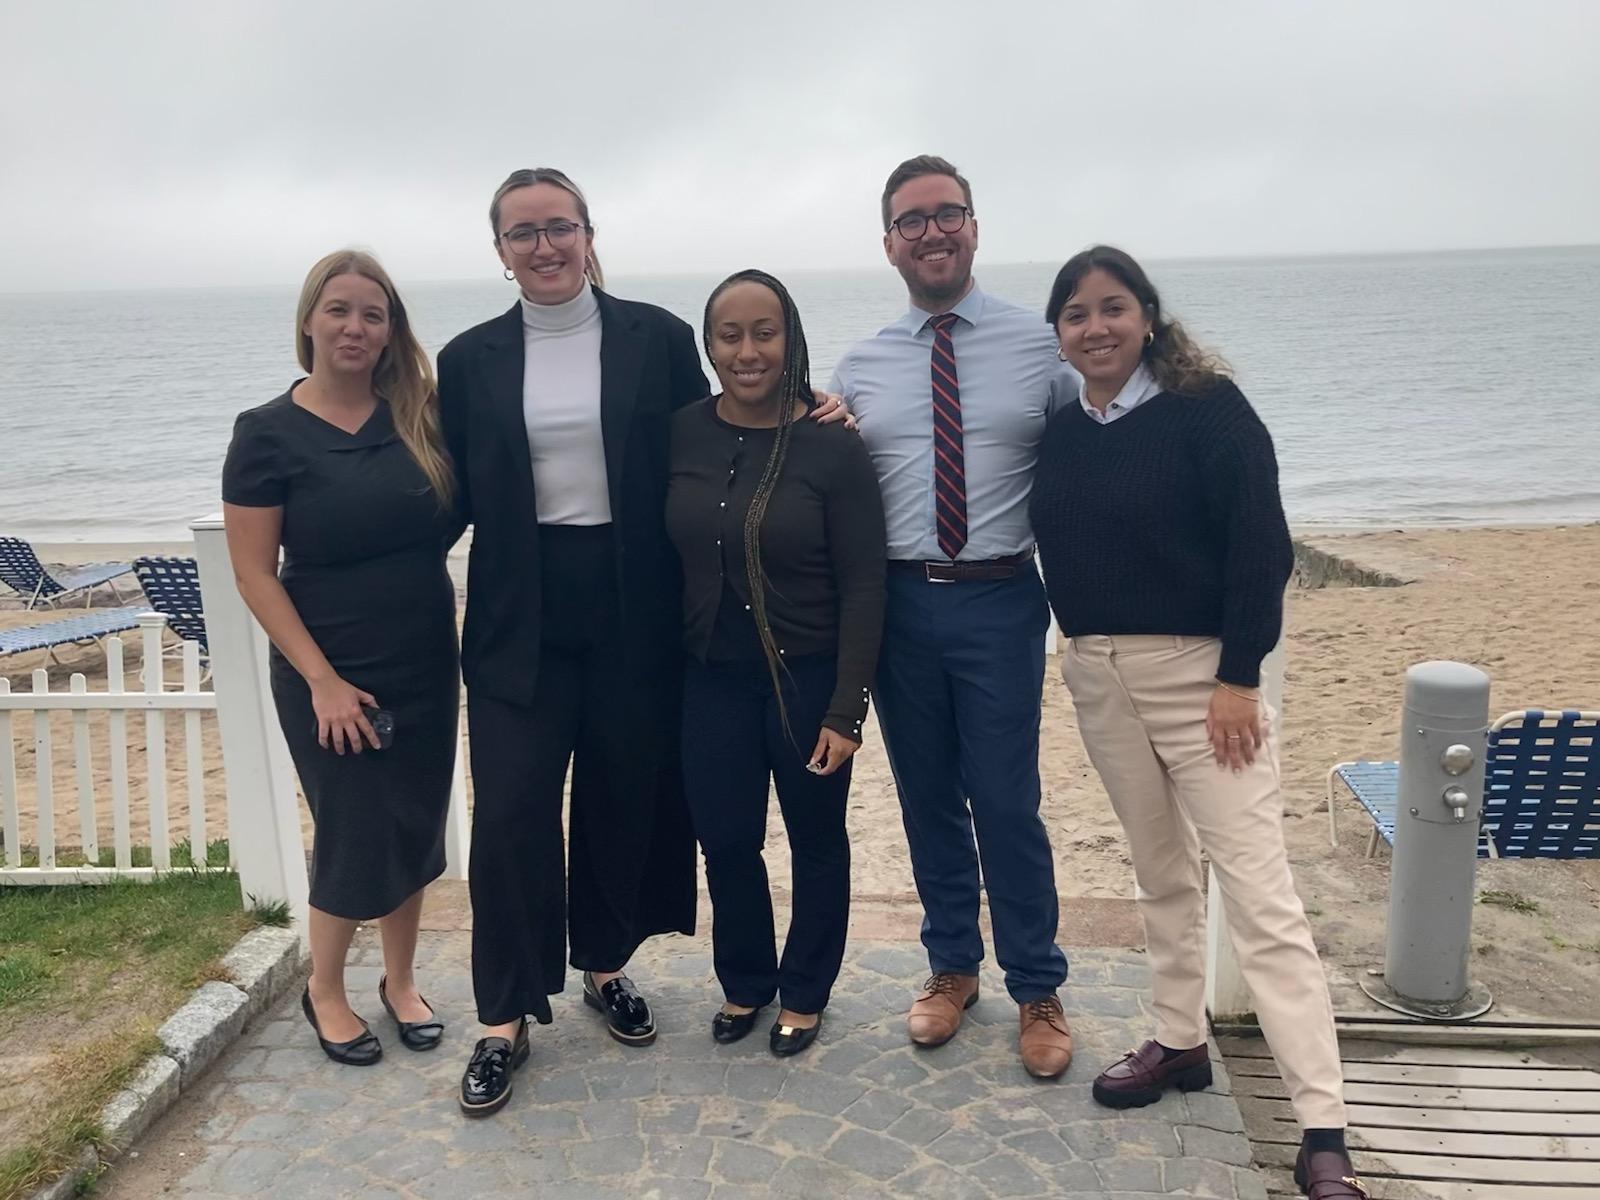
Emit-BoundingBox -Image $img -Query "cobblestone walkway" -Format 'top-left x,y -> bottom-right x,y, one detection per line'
103,933 -> 1267,1199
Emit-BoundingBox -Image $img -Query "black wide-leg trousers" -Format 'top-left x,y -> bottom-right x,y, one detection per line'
467,524 -> 666,1026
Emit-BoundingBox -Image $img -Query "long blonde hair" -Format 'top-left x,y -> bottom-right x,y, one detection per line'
295,250 -> 453,505
488,168 -> 605,289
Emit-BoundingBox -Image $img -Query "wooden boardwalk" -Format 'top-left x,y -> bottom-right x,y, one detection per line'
1220,1031 -> 1600,1198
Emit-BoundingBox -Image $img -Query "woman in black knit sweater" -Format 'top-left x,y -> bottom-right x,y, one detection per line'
666,270 -> 886,1057
1030,246 -> 1363,1200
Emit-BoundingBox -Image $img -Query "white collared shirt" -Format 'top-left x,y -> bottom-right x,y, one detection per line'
1080,363 -> 1162,424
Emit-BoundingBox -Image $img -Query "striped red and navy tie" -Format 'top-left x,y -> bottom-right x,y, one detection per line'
929,312 -> 967,559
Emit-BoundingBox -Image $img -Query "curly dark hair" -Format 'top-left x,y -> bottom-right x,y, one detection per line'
1045,245 -> 1230,396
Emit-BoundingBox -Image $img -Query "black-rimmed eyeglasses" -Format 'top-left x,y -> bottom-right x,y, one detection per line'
890,205 -> 971,241
499,220 -> 589,254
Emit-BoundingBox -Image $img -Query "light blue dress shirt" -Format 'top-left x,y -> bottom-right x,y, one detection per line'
829,283 -> 1079,561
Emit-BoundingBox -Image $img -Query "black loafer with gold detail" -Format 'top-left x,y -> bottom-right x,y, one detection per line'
712,1004 -> 765,1044
769,1012 -> 823,1057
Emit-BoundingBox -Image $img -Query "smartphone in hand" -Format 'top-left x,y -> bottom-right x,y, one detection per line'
363,706 -> 395,750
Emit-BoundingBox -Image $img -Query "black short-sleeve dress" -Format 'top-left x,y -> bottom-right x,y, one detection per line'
223,387 -> 460,920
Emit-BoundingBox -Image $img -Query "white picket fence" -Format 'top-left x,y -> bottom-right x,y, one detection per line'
0,612 -> 221,884
0,518 -> 468,926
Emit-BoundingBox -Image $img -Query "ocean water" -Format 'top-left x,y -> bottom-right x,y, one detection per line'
2,246 -> 1597,542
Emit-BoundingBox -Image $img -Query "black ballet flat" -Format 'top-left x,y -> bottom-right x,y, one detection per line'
379,975 -> 445,1051
301,985 -> 383,1066
770,1012 -> 823,1057
711,1004 -> 766,1044
459,1017 -> 530,1118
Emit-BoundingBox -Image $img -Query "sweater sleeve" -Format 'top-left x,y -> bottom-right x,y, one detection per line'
1198,385 -> 1294,687
821,428 -> 888,739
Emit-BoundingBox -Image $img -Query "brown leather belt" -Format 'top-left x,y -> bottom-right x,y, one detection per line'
889,551 -> 1033,583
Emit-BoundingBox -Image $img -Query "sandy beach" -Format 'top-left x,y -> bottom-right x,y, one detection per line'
3,524 -> 1597,1019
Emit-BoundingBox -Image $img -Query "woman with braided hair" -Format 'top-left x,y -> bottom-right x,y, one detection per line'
666,270 -> 887,1056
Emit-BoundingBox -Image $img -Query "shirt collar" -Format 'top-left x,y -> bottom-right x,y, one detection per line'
1079,361 -> 1161,419
904,280 -> 987,333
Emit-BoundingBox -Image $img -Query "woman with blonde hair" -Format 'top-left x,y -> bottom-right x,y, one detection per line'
224,249 -> 459,1066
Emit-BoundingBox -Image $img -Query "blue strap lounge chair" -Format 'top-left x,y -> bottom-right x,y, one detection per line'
1328,709 -> 1600,859
0,537 -> 132,610
132,556 -> 209,657
0,609 -> 144,663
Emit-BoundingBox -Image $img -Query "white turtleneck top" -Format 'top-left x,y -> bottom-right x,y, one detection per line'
520,284 -> 610,525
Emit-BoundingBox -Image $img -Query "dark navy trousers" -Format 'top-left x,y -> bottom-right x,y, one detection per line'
682,654 -> 851,1014
874,561 -> 1068,1001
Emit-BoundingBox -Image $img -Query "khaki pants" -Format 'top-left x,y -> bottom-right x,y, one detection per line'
1063,634 -> 1346,1129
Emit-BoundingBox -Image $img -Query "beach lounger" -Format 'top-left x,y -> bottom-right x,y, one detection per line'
0,609 -> 144,663
0,536 -> 132,610
1328,709 -> 1600,859
132,557 -> 210,682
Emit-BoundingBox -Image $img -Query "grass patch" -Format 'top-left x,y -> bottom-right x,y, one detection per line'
0,870 -> 263,1200
0,1029 -> 161,1200
10,838 -> 230,870
1477,889 -> 1541,915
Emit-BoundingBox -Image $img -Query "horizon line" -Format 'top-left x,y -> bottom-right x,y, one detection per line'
3,239 -> 1596,298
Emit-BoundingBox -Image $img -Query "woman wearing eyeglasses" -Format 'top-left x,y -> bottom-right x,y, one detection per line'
439,169 -> 848,1116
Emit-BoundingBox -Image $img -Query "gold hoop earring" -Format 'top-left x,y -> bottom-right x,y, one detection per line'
504,268 -> 515,281
1143,330 -> 1155,348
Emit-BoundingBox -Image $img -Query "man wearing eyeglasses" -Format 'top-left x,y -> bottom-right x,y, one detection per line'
829,155 -> 1078,1079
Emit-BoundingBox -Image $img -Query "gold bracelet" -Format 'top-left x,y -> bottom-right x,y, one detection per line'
1217,681 -> 1260,701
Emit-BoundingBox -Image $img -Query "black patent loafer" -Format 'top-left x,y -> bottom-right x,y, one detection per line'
302,985 -> 382,1066
770,1012 -> 823,1057
379,975 -> 444,1051
582,971 -> 656,1045
459,1018 -> 530,1117
711,1004 -> 765,1044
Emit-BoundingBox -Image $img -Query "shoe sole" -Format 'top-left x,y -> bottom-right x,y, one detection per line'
909,988 -> 980,1048
1091,1062 -> 1213,1108
1025,1057 -> 1072,1080
583,989 -> 657,1045
458,1039 -> 531,1118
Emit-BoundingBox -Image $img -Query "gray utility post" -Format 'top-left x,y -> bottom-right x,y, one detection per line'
1361,661 -> 1494,1020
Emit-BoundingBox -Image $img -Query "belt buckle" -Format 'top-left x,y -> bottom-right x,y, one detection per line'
925,562 -> 956,584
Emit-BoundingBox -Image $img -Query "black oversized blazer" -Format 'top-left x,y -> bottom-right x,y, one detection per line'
437,289 -> 710,704
439,289 -> 709,950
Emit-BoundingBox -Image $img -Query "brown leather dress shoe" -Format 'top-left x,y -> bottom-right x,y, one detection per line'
1294,1147 -> 1368,1198
1091,1039 -> 1213,1108
907,973 -> 979,1046
1017,994 -> 1073,1078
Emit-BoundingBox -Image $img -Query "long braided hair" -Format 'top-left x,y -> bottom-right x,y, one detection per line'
702,269 -> 813,738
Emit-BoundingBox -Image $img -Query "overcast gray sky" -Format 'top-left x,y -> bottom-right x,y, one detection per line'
3,0 -> 1597,292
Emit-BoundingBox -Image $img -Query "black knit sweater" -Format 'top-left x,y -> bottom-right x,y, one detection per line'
1028,379 -> 1293,687
665,398 -> 887,737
